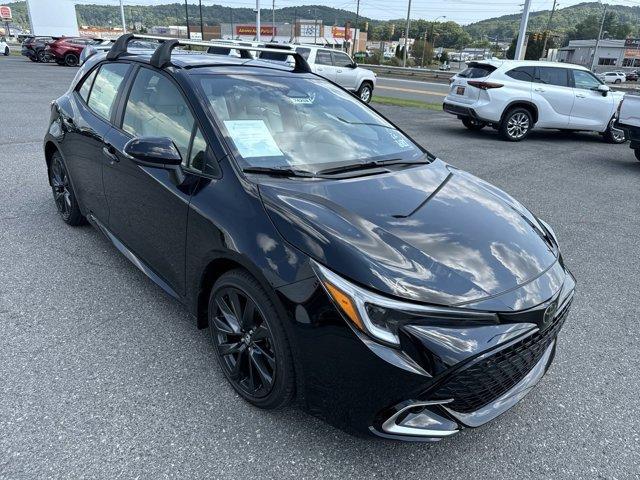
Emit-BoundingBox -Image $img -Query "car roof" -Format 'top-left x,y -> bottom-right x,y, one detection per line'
88,50 -> 311,76
470,59 -> 590,71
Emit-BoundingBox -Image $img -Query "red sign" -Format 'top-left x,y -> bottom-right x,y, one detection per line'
0,5 -> 12,21
235,25 -> 276,36
331,26 -> 352,40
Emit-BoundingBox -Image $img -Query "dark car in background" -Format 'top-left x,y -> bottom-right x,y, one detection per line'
46,37 -> 98,67
43,34 -> 575,441
21,36 -> 53,62
625,71 -> 639,82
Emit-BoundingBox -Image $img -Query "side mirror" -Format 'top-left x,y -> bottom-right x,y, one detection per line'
597,84 -> 610,96
124,137 -> 182,168
351,62 -> 358,68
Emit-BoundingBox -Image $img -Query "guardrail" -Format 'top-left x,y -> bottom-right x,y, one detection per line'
365,64 -> 458,82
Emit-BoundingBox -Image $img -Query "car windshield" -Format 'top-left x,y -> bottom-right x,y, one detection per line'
195,75 -> 424,173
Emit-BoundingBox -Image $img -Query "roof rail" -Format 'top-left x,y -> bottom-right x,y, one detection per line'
105,33 -> 312,73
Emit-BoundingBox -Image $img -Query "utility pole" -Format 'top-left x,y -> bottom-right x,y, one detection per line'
541,0 -> 557,59
403,0 -> 411,67
514,0 -> 533,60
353,0 -> 360,55
313,8 -> 317,45
256,0 -> 261,42
119,0 -> 126,33
184,0 -> 190,40
421,31 -> 427,67
272,0 -> 275,41
590,3 -> 608,72
198,0 -> 204,39
230,7 -> 234,40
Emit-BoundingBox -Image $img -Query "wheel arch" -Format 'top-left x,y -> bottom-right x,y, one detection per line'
44,140 -> 60,186
501,101 -> 539,124
194,252 -> 279,330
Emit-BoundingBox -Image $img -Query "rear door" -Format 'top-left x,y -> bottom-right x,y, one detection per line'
63,62 -> 131,223
449,63 -> 497,106
102,66 -> 204,296
569,69 -> 614,130
312,49 -> 337,83
532,67 -> 573,128
332,51 -> 358,90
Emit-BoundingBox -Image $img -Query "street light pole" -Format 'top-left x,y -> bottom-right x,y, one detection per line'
184,0 -> 190,40
541,0 -> 557,60
514,0 -> 532,60
198,0 -> 204,39
119,0 -> 126,33
272,0 -> 275,41
256,0 -> 261,42
590,3 -> 608,72
353,0 -> 360,56
403,0 -> 411,67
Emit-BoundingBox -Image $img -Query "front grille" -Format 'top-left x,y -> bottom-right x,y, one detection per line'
432,300 -> 572,414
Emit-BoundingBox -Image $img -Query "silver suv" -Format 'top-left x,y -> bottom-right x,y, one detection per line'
261,45 -> 377,103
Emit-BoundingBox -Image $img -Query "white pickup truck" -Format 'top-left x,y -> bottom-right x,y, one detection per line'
616,93 -> 640,161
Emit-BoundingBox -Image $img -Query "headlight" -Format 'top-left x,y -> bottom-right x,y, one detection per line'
312,260 -> 496,347
537,218 -> 560,248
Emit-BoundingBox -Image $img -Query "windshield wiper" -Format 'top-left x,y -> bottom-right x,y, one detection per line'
316,157 -> 430,176
242,166 -> 316,178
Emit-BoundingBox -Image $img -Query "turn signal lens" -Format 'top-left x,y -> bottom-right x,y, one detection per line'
323,281 -> 364,331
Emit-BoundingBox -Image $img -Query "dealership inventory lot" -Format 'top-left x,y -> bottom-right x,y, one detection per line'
1,56 -> 639,478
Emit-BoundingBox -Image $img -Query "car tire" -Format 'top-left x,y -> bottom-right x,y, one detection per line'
208,269 -> 296,410
614,79 -> 621,84
37,50 -> 47,63
64,53 -> 79,67
3,47 -> 8,56
635,149 -> 640,162
29,55 -> 38,62
603,117 -> 626,144
500,107 -> 533,142
357,82 -> 373,103
462,117 -> 486,131
49,151 -> 85,226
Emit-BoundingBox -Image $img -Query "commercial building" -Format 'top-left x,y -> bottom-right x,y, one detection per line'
558,38 -> 640,71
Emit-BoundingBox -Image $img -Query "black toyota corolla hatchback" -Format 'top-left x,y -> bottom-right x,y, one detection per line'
44,34 -> 575,441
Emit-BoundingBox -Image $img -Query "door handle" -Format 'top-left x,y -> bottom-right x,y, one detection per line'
337,69 -> 343,73
534,88 -> 545,92
102,144 -> 119,163
576,94 -> 587,98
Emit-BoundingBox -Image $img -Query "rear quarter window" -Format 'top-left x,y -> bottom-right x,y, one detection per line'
505,66 -> 535,82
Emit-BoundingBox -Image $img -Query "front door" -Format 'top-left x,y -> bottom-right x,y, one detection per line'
102,66 -> 204,296
332,51 -> 358,90
569,69 -> 615,130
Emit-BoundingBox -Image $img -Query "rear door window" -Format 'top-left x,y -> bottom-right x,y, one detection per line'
536,67 -> 569,87
505,66 -> 535,82
316,50 -> 333,66
87,63 -> 130,121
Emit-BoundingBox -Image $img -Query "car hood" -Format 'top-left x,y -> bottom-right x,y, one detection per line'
259,160 -> 559,309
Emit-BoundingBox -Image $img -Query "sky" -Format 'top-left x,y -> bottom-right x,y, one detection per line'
76,0 -> 640,25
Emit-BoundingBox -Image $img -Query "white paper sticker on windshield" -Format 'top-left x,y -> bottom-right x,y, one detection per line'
223,120 -> 284,158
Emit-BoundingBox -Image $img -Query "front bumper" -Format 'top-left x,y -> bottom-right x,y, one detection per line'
276,264 -> 575,441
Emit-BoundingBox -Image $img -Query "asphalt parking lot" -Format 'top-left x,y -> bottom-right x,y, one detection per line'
1,56 -> 639,479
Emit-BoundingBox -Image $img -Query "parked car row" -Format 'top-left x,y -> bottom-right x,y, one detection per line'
20,36 -> 110,66
444,60 -> 626,143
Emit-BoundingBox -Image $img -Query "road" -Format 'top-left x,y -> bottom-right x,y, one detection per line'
375,76 -> 450,103
1,56 -> 639,479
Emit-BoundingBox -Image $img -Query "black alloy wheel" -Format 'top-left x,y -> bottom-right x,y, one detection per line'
37,50 -> 47,63
49,152 -> 84,226
208,270 -> 295,409
64,53 -> 78,67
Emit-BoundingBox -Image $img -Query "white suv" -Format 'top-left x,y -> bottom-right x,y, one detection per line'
599,71 -> 626,84
260,45 -> 377,102
443,60 -> 625,142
